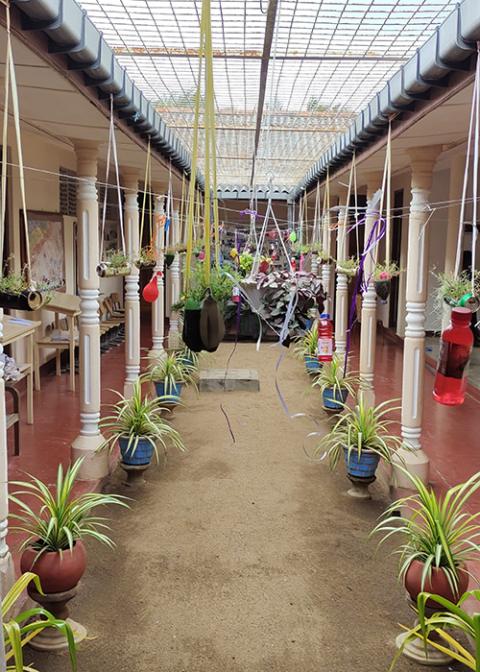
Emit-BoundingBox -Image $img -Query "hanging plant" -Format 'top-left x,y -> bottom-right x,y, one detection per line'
336,256 -> 359,278
135,246 -> 157,270
258,255 -> 272,274
373,261 -> 400,301
0,270 -> 52,311
238,251 -> 254,277
310,243 -> 331,264
433,270 -> 480,312
97,249 -> 131,277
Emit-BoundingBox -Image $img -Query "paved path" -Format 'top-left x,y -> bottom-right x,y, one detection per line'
32,343 -> 416,672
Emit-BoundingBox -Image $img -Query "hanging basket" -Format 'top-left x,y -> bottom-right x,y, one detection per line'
182,307 -> 204,352
200,294 -> 225,353
135,259 -> 156,270
374,279 -> 391,302
0,289 -> 44,311
165,254 -> 175,269
96,262 -> 131,278
443,293 -> 480,312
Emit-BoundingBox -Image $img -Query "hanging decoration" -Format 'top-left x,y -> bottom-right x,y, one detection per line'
136,141 -> 157,270
97,95 -> 130,278
0,5 -> 48,310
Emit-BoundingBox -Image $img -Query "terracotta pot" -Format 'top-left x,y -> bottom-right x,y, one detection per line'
404,559 -> 469,605
20,541 -> 87,594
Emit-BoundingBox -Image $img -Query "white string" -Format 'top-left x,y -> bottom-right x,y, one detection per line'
472,47 -> 480,293
109,95 -> 126,255
100,105 -> 114,260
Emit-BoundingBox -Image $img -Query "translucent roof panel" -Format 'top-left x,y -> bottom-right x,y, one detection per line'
78,0 -> 459,189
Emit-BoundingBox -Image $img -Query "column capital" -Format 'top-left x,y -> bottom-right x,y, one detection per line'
407,145 -> 443,189
73,141 -> 98,177
122,170 -> 140,193
363,171 -> 383,198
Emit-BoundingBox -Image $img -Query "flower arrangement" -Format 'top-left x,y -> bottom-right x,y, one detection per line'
373,260 -> 400,282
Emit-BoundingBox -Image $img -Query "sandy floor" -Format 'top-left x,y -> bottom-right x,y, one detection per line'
30,342 -> 417,672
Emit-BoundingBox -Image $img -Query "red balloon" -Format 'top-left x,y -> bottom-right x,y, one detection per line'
143,272 -> 160,303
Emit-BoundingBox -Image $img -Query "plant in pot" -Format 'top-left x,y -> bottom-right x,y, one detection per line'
135,246 -> 157,270
145,352 -> 197,405
311,354 -> 359,409
164,247 -> 176,268
96,249 -> 131,277
433,269 -> 480,313
175,346 -> 201,372
3,571 -> 77,671
0,266 -> 53,311
9,458 -> 127,596
99,379 -> 185,467
392,589 -> 480,670
373,261 -> 400,301
238,251 -> 254,277
336,256 -> 359,278
293,326 -> 320,374
314,396 -> 402,487
372,468 -> 480,606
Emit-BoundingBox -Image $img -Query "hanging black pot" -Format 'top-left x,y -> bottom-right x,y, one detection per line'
200,293 -> 225,353
0,290 -> 44,311
182,308 -> 204,352
165,254 -> 175,268
374,280 -> 391,302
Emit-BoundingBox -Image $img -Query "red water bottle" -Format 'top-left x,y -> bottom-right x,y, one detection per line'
433,307 -> 473,406
317,313 -> 333,363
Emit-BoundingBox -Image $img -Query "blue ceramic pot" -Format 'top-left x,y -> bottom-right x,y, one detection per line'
119,436 -> 154,466
154,380 -> 183,404
304,354 -> 321,374
343,447 -> 380,480
322,388 -> 348,410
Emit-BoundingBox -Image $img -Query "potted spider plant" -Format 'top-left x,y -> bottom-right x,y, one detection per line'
314,396 -> 402,482
372,468 -> 480,605
312,354 -> 359,409
392,589 -> 480,670
97,249 -> 131,277
336,256 -> 359,278
293,326 -> 320,374
433,270 -> 480,312
145,352 -> 197,404
99,379 -> 185,466
2,572 -> 77,671
9,458 -> 127,594
176,346 -> 201,371
373,261 -> 400,301
0,270 -> 51,311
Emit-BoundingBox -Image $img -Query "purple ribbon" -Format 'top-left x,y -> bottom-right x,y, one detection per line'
343,215 -> 386,374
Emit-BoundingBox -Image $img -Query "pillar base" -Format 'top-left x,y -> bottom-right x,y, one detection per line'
71,433 -> 108,480
395,631 -> 451,666
0,553 -> 15,598
393,446 -> 429,487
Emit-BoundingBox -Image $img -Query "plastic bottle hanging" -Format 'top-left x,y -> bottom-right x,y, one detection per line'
317,313 -> 334,363
433,307 -> 473,406
143,272 -> 161,303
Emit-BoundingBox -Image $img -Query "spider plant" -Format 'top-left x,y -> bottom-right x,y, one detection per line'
433,269 -> 480,309
311,354 -> 359,397
372,468 -> 480,595
8,458 -> 128,553
145,353 -> 198,395
105,249 -> 129,269
176,346 -> 201,372
135,246 -> 156,268
99,379 -> 185,460
293,326 -> 318,358
392,590 -> 480,671
3,572 -> 77,671
314,395 -> 402,470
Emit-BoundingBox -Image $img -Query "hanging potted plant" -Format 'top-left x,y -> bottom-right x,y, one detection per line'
9,458 -> 127,594
97,249 -> 131,277
373,261 -> 400,301
314,396 -> 401,483
311,244 -> 331,265
135,246 -> 157,270
145,352 -> 197,405
433,269 -> 480,312
2,572 -> 78,671
0,269 -> 51,311
238,251 -> 254,277
312,354 -> 359,409
372,468 -> 480,606
165,247 -> 176,269
99,379 -> 185,467
293,326 -> 320,374
336,256 -> 359,278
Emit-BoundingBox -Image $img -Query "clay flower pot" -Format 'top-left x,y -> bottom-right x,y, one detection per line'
21,541 -> 87,594
404,559 -> 469,606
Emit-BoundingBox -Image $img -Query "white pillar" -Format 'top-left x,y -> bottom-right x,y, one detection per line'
335,198 -> 349,356
396,146 -> 442,485
122,171 -> 141,398
359,172 -> 382,405
321,211 -> 332,314
0,309 -> 14,599
442,152 -> 465,330
169,211 -> 182,349
71,141 -> 108,480
149,193 -> 166,360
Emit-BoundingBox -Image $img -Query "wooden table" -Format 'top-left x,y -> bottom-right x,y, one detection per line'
35,292 -> 81,393
2,314 -> 41,424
